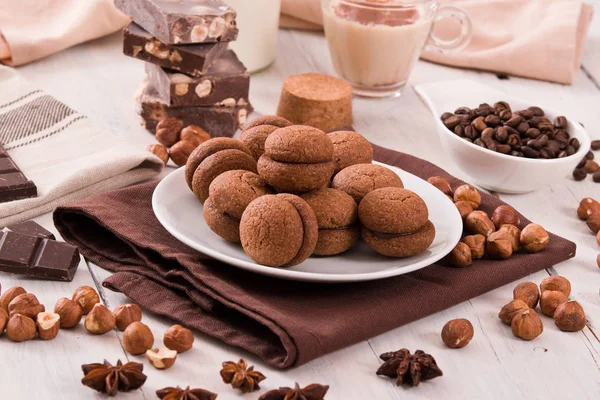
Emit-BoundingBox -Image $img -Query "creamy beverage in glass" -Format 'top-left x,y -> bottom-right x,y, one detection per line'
322,0 -> 472,97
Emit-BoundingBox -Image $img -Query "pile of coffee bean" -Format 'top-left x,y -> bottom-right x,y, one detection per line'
573,140 -> 600,183
440,102 -> 579,159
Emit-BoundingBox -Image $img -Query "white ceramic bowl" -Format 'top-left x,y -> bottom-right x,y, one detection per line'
416,80 -> 592,194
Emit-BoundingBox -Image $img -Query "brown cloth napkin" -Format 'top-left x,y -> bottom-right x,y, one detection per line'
53,145 -> 576,368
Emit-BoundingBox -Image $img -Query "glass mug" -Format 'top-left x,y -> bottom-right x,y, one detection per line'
322,0 -> 472,97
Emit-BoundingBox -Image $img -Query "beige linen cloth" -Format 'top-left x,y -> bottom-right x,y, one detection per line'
0,65 -> 163,226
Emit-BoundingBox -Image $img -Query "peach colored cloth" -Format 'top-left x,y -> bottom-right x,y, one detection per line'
281,0 -> 594,84
0,0 -> 129,66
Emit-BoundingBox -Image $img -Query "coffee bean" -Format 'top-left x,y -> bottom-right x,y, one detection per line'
510,151 -> 524,157
516,122 -> 530,134
464,125 -> 478,140
495,127 -> 508,143
454,107 -> 471,115
573,169 -> 587,181
592,140 -> 600,151
585,151 -> 595,160
462,137 -> 473,143
441,112 -> 453,121
517,109 -> 534,120
529,116 -> 542,128
566,145 -> 576,156
528,106 -> 544,117
506,134 -> 520,148
472,116 -> 487,132
569,138 -> 580,151
506,115 -> 523,128
558,151 -> 568,158
496,144 -> 512,154
577,158 -> 587,168
475,106 -> 493,117
540,147 -> 556,158
454,125 -> 464,137
499,109 -> 512,121
494,101 -> 511,113
546,140 -> 560,154
523,146 -> 540,158
485,114 -> 501,127
474,138 -> 486,148
526,128 -> 541,139
443,115 -> 462,129
554,116 -> 568,129
593,171 -> 600,183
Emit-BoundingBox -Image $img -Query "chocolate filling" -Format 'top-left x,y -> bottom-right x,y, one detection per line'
370,224 -> 428,239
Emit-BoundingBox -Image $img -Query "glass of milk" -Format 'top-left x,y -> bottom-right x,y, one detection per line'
322,0 -> 472,97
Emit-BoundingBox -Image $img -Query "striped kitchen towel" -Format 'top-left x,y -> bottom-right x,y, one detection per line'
0,65 -> 163,225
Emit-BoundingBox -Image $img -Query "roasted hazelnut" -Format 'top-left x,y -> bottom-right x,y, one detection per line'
597,231 -> 600,247
54,297 -> 83,328
36,312 -> 60,340
441,318 -> 474,348
513,282 -> 540,309
0,308 -> 8,335
520,223 -> 549,253
446,242 -> 472,268
461,234 -> 486,259
554,301 -> 586,332
164,324 -> 194,353
147,144 -> 169,165
486,230 -> 513,259
0,286 -> 26,312
465,211 -> 496,237
6,314 -> 37,342
539,290 -> 568,317
84,304 -> 116,335
180,125 -> 211,147
113,304 -> 143,331
155,117 -> 183,147
577,198 -> 600,220
146,347 -> 177,370
586,213 -> 600,234
427,176 -> 453,196
498,225 -> 521,251
169,140 -> 197,167
490,205 -> 521,229
453,185 -> 481,209
511,308 -> 543,341
455,201 -> 474,220
498,299 -> 529,324
540,276 -> 571,297
597,253 -> 600,269
8,293 -> 45,319
72,286 -> 100,314
123,321 -> 154,355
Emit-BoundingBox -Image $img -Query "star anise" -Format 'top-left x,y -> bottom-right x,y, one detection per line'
376,349 -> 443,387
156,386 -> 217,400
259,383 -> 329,400
81,359 -> 147,396
219,358 -> 266,393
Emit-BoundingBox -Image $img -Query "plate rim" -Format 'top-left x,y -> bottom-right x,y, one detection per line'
152,163 -> 463,283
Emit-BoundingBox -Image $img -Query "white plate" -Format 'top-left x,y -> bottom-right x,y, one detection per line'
152,163 -> 463,283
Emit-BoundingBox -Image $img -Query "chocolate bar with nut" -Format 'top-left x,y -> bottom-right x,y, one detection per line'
145,50 -> 250,107
136,81 -> 252,136
0,146 -> 37,203
115,0 -> 238,45
123,22 -> 228,76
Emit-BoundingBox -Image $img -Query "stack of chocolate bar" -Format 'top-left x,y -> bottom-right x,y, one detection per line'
116,0 -> 252,137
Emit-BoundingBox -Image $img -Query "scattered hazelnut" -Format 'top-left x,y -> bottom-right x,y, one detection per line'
72,286 -> 100,314
577,198 -> 600,220
586,213 -> 600,234
520,223 -> 549,253
84,304 -> 116,335
539,290 -> 568,317
461,234 -> 486,259
446,242 -> 472,268
155,118 -> 183,147
490,205 -> 521,229
441,318 -> 474,348
539,276 -> 571,297
54,297 -> 83,328
455,201 -> 474,220
427,176 -> 453,196
123,321 -> 154,355
180,125 -> 211,147
465,211 -> 496,237
163,324 -> 194,353
6,314 -> 37,342
147,144 -> 169,165
486,230 -> 513,259
146,347 -> 177,370
8,293 -> 45,319
0,286 -> 26,312
513,282 -> 540,309
0,308 -> 8,335
169,140 -> 197,167
498,225 -> 521,252
511,308 -> 543,341
554,301 -> 586,332
453,185 -> 481,209
113,304 -> 143,331
36,312 -> 60,340
498,299 -> 529,324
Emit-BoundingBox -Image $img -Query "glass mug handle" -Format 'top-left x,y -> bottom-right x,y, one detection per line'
424,5 -> 472,54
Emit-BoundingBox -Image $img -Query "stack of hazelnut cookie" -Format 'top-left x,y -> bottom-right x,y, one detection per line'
184,115 -> 436,267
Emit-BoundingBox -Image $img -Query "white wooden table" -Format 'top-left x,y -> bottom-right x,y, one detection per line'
2,6 -> 600,399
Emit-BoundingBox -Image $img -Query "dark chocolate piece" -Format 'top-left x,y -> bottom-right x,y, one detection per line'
0,145 -> 37,203
0,229 -> 79,281
146,50 -> 250,107
4,221 -> 55,240
115,0 -> 238,45
136,80 -> 252,136
123,22 -> 228,76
